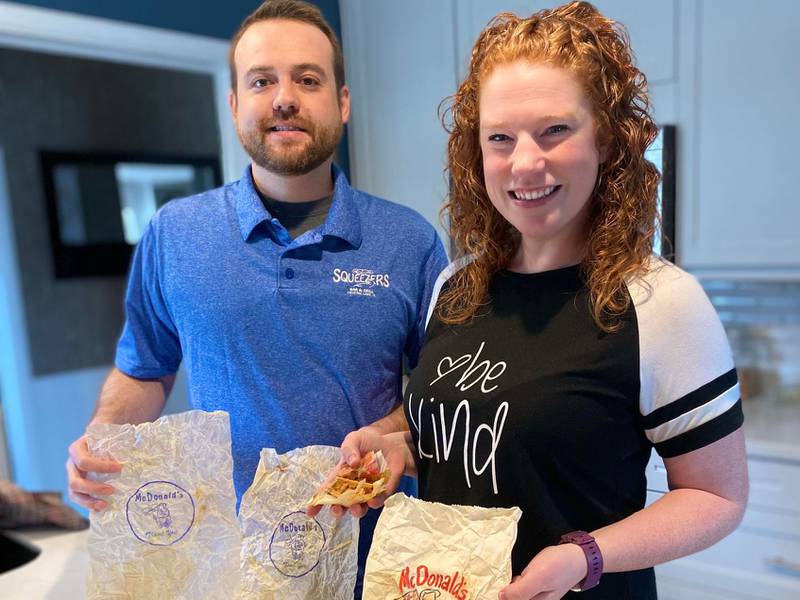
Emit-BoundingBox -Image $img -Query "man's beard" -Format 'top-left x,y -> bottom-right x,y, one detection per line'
238,114 -> 343,176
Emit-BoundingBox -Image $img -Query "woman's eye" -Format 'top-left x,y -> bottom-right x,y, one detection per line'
488,134 -> 511,142
546,124 -> 569,135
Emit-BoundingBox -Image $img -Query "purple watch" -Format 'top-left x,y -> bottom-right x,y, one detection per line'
559,530 -> 603,592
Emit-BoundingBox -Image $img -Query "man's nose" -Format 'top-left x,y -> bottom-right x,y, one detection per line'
510,135 -> 546,177
272,83 -> 299,115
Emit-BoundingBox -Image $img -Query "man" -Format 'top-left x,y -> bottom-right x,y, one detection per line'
65,1 -> 447,597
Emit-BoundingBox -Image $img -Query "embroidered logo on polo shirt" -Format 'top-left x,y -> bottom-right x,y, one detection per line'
332,267 -> 390,297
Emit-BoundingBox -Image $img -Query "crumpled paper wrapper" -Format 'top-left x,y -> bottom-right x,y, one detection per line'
238,445 -> 359,599
86,410 -> 241,599
364,493 -> 522,600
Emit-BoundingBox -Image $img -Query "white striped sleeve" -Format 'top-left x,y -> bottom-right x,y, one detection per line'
424,255 -> 475,330
628,258 -> 743,457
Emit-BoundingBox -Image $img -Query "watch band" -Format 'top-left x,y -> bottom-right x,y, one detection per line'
558,530 -> 603,592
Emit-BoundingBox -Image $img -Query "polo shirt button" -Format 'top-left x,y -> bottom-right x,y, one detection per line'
285,267 -> 295,279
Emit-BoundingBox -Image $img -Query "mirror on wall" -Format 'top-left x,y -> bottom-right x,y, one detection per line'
41,151 -> 221,278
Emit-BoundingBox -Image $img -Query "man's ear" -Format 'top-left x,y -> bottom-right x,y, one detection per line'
228,89 -> 238,120
339,84 -> 351,125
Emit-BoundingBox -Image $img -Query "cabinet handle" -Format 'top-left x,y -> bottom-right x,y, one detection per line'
765,556 -> 800,577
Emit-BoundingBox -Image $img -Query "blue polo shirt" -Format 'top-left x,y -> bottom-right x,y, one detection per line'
115,165 -> 448,500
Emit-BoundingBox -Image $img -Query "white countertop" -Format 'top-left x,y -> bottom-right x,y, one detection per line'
0,529 -> 88,599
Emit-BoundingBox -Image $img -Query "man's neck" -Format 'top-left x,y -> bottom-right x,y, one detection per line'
250,158 -> 335,203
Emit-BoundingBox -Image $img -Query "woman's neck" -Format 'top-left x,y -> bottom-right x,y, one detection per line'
509,232 -> 587,274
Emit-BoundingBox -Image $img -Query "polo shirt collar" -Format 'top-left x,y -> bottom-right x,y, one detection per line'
235,164 -> 362,248
235,166 -> 272,241
319,164 -> 362,248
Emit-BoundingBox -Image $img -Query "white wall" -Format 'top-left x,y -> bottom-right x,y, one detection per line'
341,0 -> 459,242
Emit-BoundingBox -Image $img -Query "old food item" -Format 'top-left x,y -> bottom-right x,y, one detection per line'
309,450 -> 391,506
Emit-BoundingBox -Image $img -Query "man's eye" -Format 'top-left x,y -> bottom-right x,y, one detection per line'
488,134 -> 511,142
253,78 -> 271,88
300,77 -> 319,86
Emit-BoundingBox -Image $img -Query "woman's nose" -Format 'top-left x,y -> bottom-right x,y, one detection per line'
510,136 -> 546,176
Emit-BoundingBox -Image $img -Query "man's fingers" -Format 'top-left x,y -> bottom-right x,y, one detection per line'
68,436 -> 122,474
389,469 -> 404,494
71,453 -> 122,474
305,504 -> 322,518
340,441 -> 362,468
341,428 -> 382,467
68,489 -> 107,511
66,460 -> 116,496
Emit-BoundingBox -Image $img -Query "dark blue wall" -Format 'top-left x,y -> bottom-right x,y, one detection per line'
6,1 -> 341,41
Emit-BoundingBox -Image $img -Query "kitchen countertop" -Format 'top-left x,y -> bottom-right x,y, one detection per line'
0,529 -> 88,599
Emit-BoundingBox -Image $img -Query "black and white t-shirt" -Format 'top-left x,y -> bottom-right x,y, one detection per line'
403,257 -> 742,599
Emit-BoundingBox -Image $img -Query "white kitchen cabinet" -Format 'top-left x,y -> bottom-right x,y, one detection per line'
646,450 -> 800,599
677,0 -> 800,271
456,0 -> 800,273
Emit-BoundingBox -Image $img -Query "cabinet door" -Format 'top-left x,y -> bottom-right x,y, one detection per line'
647,451 -> 800,599
454,1 -> 676,84
679,0 -> 800,269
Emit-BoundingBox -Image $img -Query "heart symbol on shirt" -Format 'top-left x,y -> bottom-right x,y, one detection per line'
431,353 -> 473,385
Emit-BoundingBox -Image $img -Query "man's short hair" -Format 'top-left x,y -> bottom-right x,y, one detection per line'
229,0 -> 346,94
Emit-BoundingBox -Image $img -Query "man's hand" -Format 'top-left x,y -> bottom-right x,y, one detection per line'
498,544 -> 587,600
66,435 -> 122,511
307,428 -> 412,519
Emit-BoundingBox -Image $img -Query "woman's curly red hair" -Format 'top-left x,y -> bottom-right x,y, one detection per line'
438,1 -> 661,331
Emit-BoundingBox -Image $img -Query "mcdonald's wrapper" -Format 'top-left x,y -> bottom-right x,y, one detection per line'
85,410 -> 241,599
238,445 -> 359,599
364,493 -> 521,600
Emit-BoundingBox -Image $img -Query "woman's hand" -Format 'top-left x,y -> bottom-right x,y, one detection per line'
306,428 -> 414,519
499,544 -> 587,600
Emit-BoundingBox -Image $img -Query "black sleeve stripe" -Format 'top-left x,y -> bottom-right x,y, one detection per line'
642,368 -> 738,429
654,399 -> 744,458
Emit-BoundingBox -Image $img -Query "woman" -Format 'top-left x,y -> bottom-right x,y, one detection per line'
312,3 -> 747,598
